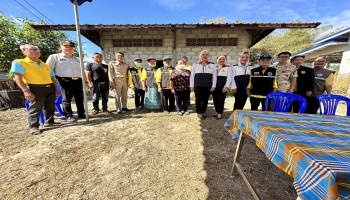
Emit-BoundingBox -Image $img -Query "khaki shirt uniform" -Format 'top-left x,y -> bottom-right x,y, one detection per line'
108,60 -> 129,110
271,63 -> 298,92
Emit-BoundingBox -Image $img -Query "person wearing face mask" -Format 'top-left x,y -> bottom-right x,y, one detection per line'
170,59 -> 191,116
141,57 -> 162,112
190,50 -> 217,120
155,56 -> 175,114
232,51 -> 253,110
212,55 -> 235,120
128,58 -> 145,110
246,54 -> 278,111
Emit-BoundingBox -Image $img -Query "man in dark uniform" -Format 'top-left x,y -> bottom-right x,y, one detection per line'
46,40 -> 85,122
290,55 -> 314,113
246,54 -> 278,111
86,52 -> 111,115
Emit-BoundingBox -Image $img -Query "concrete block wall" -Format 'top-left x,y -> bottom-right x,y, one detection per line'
100,29 -> 251,66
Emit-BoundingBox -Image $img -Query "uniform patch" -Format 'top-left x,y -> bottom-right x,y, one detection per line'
104,68 -> 108,73
301,71 -> 306,74
317,74 -> 323,77
254,72 -> 260,75
267,72 -> 273,76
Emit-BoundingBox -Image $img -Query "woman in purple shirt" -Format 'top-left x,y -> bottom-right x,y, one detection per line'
170,59 -> 191,116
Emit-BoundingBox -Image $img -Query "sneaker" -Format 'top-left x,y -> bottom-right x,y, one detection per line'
29,127 -> 41,135
184,111 -> 190,115
43,122 -> 62,127
102,110 -> 111,114
164,111 -> 170,114
92,110 -> 99,115
177,112 -> 183,116
78,114 -> 86,119
117,109 -> 122,114
122,108 -> 130,111
66,116 -> 76,123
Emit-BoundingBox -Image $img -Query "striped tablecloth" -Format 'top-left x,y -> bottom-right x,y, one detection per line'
224,110 -> 350,200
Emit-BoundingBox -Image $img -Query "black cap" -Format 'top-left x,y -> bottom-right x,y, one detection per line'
290,55 -> 305,62
277,51 -> 292,57
259,54 -> 272,60
60,40 -> 75,47
146,56 -> 156,61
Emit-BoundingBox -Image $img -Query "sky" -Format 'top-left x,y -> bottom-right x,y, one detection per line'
1,0 -> 350,59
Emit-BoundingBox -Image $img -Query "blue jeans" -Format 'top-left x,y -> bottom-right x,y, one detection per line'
92,82 -> 109,111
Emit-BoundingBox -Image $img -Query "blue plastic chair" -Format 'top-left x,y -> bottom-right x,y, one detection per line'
317,94 -> 350,116
55,84 -> 64,117
265,92 -> 307,113
25,100 -> 45,125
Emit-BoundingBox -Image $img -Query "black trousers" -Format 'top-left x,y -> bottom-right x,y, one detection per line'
135,89 -> 145,108
212,89 -> 227,114
57,77 -> 85,117
291,92 -> 308,113
194,87 -> 211,114
305,96 -> 319,114
250,97 -> 266,111
175,90 -> 190,112
160,89 -> 175,112
233,88 -> 248,110
92,82 -> 109,111
27,84 -> 56,128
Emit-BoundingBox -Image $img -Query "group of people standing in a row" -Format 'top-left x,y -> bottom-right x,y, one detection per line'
11,40 -> 333,135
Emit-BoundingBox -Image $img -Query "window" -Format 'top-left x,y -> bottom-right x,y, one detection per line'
112,39 -> 163,47
186,38 -> 238,46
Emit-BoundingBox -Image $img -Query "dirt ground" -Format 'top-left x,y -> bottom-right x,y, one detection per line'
1,93 -> 347,200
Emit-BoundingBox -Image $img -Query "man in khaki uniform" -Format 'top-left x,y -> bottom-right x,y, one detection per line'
271,51 -> 298,93
108,52 -> 130,113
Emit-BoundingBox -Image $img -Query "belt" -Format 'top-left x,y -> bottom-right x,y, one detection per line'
59,77 -> 81,80
28,84 -> 52,88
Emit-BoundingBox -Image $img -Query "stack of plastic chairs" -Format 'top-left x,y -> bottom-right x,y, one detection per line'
265,92 -> 307,113
24,83 -> 64,125
317,94 -> 350,116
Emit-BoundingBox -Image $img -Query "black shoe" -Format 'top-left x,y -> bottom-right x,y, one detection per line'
66,116 -> 76,123
122,108 -> 130,111
78,114 -> 86,119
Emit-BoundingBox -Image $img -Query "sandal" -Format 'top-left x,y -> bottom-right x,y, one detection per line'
216,114 -> 222,120
92,110 -> 99,115
29,128 -> 41,135
197,114 -> 205,120
43,122 -> 62,127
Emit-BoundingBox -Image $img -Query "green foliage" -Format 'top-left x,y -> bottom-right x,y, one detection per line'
0,14 -> 68,72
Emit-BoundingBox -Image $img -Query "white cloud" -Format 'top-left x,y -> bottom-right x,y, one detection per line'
10,15 -> 23,24
16,6 -> 22,12
153,0 -> 198,11
320,10 -> 350,29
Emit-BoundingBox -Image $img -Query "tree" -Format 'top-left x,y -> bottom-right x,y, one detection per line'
199,16 -> 226,24
0,14 -> 68,72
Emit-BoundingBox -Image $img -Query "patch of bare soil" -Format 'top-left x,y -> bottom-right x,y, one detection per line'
1,94 -> 347,199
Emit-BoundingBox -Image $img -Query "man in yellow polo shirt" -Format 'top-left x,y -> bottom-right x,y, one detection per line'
11,44 -> 60,135
155,56 -> 175,113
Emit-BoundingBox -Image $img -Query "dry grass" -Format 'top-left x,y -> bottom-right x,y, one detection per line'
1,93 -> 347,200
332,73 -> 350,96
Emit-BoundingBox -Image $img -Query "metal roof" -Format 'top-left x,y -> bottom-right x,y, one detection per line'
31,22 -> 321,48
314,26 -> 350,44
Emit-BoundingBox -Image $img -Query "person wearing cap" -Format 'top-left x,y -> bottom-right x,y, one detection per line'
141,57 -> 162,112
232,51 -> 254,110
212,55 -> 235,120
307,56 -> 334,114
190,50 -> 217,120
246,54 -> 278,111
128,58 -> 145,110
85,52 -> 111,115
290,55 -> 314,113
155,56 -> 175,113
46,40 -> 85,122
108,51 -> 130,114
170,59 -> 191,116
11,44 -> 60,135
271,51 -> 297,93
